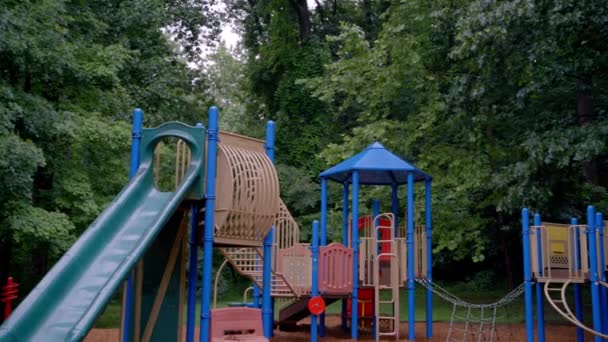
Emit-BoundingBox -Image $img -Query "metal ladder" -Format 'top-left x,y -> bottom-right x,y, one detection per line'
373,213 -> 399,341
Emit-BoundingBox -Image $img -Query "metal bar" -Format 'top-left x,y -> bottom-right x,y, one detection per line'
351,171 -> 360,339
199,106 -> 219,342
572,217 -> 584,342
311,220 -> 320,342
262,120 -> 275,338
534,213 -> 545,342
587,206 -> 603,342
121,108 -> 143,342
522,208 -> 534,342
319,177 -> 327,336
596,213 -> 608,336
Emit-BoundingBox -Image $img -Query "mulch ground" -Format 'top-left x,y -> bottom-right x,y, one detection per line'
85,315 -> 588,341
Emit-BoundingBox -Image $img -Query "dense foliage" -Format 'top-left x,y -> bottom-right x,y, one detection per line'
222,0 -> 608,284
0,0 -> 219,297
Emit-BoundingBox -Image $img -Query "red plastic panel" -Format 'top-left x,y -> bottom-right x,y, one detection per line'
346,288 -> 374,318
319,243 -> 353,294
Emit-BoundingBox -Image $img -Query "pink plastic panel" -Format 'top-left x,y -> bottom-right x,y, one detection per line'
277,243 -> 312,295
319,243 -> 353,295
210,307 -> 268,342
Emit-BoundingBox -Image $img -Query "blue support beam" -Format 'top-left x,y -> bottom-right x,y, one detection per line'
587,206 -> 603,342
522,208 -> 534,342
262,229 -> 273,338
319,177 -> 328,336
572,217 -> 584,342
351,171 -> 360,339
199,106 -> 219,342
597,213 -> 608,336
122,108 -> 143,342
311,220 -> 320,342
262,120 -> 275,338
534,213 -> 545,342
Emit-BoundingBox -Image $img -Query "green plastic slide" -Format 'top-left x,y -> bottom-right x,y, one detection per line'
0,122 -> 205,341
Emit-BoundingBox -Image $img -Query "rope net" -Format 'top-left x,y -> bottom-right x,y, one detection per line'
415,279 -> 524,342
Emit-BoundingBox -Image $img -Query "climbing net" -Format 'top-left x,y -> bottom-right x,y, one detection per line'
415,279 -> 525,342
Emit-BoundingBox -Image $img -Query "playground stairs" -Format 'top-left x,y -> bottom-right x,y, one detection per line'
277,296 -> 340,330
218,247 -> 297,297
374,214 -> 399,341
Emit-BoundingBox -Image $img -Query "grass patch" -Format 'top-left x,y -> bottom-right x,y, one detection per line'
94,281 -> 595,329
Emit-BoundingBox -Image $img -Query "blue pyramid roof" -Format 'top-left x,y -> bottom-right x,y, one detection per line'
320,142 -> 431,185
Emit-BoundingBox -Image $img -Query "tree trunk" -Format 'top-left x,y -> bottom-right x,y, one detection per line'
501,233 -> 514,288
576,74 -> 599,186
290,0 -> 311,42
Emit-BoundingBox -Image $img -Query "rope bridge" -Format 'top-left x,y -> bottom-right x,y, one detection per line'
415,279 -> 525,342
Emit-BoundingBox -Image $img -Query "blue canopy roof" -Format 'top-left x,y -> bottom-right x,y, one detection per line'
319,142 -> 431,185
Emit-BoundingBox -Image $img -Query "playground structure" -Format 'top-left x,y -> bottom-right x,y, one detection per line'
5,105 -> 605,342
0,107 -> 437,342
522,206 -> 608,342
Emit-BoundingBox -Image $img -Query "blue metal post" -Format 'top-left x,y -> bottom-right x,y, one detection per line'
572,217 -> 584,342
200,106 -> 219,342
351,171 -> 360,339
262,120 -> 275,338
587,206 -> 602,342
311,220 -> 320,342
122,108 -> 142,342
129,108 -> 143,179
186,202 -> 200,342
597,213 -> 608,335
406,172 -> 415,341
252,286 -> 261,308
321,178 -> 328,246
534,213 -> 545,342
373,199 -> 380,250
425,179 -> 433,339
319,177 -> 328,336
341,182 -> 349,332
262,229 -> 274,338
522,208 -> 534,342
391,185 -> 399,237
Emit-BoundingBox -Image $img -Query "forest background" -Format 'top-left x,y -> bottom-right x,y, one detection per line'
1,0 -> 607,318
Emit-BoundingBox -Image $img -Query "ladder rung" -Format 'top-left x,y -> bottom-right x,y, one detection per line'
379,300 -> 395,304
378,316 -> 396,320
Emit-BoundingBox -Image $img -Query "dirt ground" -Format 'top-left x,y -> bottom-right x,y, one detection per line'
85,315 -> 587,341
